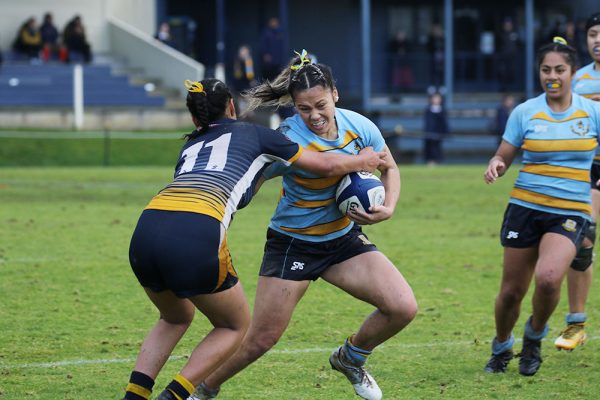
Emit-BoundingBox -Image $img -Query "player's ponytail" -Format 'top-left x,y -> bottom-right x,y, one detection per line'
184,79 -> 232,141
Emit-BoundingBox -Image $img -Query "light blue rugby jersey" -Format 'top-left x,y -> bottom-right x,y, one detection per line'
263,107 -> 386,242
573,62 -> 600,162
502,93 -> 600,220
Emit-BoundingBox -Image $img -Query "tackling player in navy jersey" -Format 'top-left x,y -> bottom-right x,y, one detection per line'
483,37 -> 600,376
554,12 -> 600,351
121,78 -> 384,400
193,51 -> 416,400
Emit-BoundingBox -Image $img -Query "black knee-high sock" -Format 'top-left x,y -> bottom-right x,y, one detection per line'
124,370 -> 155,400
164,374 -> 195,400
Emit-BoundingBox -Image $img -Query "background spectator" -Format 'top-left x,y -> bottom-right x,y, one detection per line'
63,15 -> 92,63
259,17 -> 285,81
155,21 -> 175,48
423,92 -> 449,165
494,94 -> 515,145
40,12 -> 62,62
12,17 -> 42,60
389,29 -> 414,95
232,45 -> 257,115
496,17 -> 520,91
427,23 -> 445,91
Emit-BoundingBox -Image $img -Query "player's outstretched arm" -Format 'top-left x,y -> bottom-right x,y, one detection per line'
293,146 -> 384,177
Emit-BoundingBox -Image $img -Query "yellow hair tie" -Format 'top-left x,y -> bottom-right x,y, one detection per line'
290,49 -> 311,71
553,36 -> 567,45
184,79 -> 206,94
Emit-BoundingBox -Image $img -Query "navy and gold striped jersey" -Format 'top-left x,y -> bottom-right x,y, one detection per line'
263,108 -> 386,242
146,118 -> 302,228
573,62 -> 600,162
503,93 -> 600,220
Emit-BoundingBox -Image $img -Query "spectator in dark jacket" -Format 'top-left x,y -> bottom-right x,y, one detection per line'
40,12 -> 61,62
494,94 -> 515,145
259,17 -> 285,81
63,15 -> 92,63
423,92 -> 449,165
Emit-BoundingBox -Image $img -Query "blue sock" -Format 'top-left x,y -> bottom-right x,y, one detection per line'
524,316 -> 548,341
343,336 -> 372,367
566,313 -> 587,325
491,335 -> 514,355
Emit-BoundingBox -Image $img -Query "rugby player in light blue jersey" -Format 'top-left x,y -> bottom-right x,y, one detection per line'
121,78 -> 384,400
192,51 -> 416,400
483,37 -> 600,376
555,12 -> 600,351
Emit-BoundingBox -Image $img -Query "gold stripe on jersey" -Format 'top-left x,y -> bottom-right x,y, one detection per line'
293,175 -> 343,190
293,198 -> 335,208
521,164 -> 590,182
280,216 -> 351,236
511,187 -> 591,215
595,155 -> 600,161
582,93 -> 600,99
522,138 -> 597,152
579,73 -> 600,80
304,130 -> 360,152
215,233 -> 236,291
145,188 -> 227,221
530,110 -> 590,123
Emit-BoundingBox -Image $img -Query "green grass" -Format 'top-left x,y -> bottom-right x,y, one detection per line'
1,165 -> 599,399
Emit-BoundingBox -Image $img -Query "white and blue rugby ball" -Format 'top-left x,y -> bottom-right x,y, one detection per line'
336,172 -> 385,215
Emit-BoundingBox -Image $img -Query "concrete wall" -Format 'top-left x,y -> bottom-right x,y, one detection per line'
0,0 -> 155,54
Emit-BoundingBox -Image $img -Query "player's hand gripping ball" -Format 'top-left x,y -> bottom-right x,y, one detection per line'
336,172 -> 385,215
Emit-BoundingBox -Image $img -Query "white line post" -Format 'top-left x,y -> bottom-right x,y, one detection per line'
73,64 -> 84,131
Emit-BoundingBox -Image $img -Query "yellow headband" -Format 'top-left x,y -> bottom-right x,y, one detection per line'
553,36 -> 567,46
184,80 -> 206,94
290,49 -> 311,71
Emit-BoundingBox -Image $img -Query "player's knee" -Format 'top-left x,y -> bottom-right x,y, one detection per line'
246,329 -> 282,356
498,287 -> 526,307
571,246 -> 594,272
160,312 -> 194,327
535,276 -> 561,296
381,294 -> 418,323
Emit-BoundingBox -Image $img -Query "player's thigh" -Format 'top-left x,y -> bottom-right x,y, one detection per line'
535,232 -> 577,284
500,246 -> 538,295
249,276 -> 310,336
143,287 -> 195,324
188,282 -> 250,329
321,251 -> 415,310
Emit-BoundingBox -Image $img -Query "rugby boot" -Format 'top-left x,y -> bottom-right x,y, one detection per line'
329,346 -> 382,400
518,338 -> 542,376
483,350 -> 513,373
155,390 -> 176,400
188,383 -> 219,400
554,323 -> 587,351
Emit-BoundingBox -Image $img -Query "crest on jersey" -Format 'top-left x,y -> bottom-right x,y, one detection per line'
562,219 -> 577,232
570,120 -> 589,136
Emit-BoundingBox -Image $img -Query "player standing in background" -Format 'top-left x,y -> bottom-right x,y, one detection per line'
483,37 -> 600,376
554,12 -> 600,351
191,51 -> 416,400
121,78 -> 384,400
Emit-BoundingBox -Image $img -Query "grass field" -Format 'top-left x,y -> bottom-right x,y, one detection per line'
1,165 -> 600,399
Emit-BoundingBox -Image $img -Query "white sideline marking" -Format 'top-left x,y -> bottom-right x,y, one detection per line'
2,336 -> 597,370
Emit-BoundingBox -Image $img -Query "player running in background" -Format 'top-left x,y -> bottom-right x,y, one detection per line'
191,50 -> 416,400
483,37 -> 600,376
554,12 -> 600,351
121,78 -> 384,400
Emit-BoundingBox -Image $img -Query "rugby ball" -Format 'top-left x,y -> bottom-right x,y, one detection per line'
336,172 -> 385,215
